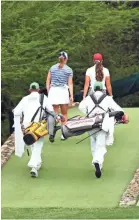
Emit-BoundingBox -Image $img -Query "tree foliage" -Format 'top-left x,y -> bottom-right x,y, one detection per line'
1,1 -> 139,143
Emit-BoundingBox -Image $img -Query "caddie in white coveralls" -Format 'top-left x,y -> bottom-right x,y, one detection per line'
79,81 -> 128,178
13,82 -> 55,178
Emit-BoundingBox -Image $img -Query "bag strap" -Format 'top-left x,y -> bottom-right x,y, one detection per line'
31,94 -> 44,122
31,107 -> 41,122
90,92 -> 107,105
97,93 -> 107,105
86,92 -> 107,117
39,93 -> 44,121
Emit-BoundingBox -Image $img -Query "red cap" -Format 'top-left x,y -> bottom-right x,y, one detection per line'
93,53 -> 103,61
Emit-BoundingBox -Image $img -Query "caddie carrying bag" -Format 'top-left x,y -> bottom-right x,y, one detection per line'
23,94 -> 49,145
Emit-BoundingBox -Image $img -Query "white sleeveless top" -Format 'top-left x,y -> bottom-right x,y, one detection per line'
86,65 -> 110,90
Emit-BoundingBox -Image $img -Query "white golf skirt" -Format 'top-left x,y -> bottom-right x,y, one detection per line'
48,86 -> 70,105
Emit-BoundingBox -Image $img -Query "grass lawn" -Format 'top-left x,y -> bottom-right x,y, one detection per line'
1,108 -> 139,219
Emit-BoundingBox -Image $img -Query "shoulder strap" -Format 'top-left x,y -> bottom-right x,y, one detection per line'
90,92 -> 107,105
97,93 -> 107,105
31,94 -> 44,122
31,106 -> 41,122
90,92 -> 98,105
39,93 -> 44,106
39,93 -> 44,121
86,93 -> 107,117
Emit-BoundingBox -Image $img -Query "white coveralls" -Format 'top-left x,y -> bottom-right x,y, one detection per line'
13,92 -> 54,170
79,91 -> 124,168
86,65 -> 114,145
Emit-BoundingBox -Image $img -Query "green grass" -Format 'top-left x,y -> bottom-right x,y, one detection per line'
2,207 -> 139,219
1,108 -> 139,219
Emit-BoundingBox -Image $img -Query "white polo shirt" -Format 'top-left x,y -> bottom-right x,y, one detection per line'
86,65 -> 110,90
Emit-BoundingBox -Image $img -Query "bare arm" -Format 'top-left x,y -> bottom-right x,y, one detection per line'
83,75 -> 90,98
105,76 -> 113,96
79,99 -> 88,115
46,72 -> 51,93
68,76 -> 73,102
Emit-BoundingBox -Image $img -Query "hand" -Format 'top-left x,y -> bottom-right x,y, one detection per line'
56,116 -> 61,123
56,114 -> 65,123
56,118 -> 60,123
70,96 -> 74,104
122,114 -> 129,124
59,114 -> 65,123
108,95 -> 113,99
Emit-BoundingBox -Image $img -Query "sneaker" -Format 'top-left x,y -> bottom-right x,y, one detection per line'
54,125 -> 61,136
30,168 -> 38,178
94,163 -> 101,178
61,134 -> 66,140
49,126 -> 61,143
49,135 -> 54,143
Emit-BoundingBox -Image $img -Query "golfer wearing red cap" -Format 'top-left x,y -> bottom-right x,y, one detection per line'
83,53 -> 114,146
83,53 -> 112,98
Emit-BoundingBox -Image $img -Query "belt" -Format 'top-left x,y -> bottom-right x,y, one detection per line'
51,84 -> 69,88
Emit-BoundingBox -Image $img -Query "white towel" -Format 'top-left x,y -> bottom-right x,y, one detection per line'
102,113 -> 110,132
14,115 -> 25,157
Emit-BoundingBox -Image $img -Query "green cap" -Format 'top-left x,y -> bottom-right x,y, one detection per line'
29,82 -> 40,90
94,81 -> 103,90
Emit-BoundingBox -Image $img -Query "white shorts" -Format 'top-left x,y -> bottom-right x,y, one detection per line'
48,86 -> 70,105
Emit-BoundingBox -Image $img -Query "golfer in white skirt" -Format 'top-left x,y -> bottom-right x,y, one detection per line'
46,51 -> 73,139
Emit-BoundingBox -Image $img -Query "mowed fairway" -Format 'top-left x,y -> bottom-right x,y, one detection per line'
1,108 -> 139,217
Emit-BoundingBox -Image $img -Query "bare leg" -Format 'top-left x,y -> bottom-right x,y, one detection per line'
53,105 -> 60,114
60,104 -> 69,125
60,104 -> 69,140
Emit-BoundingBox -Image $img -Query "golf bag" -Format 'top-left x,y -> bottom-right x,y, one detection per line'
61,111 -> 124,139
23,94 -> 59,145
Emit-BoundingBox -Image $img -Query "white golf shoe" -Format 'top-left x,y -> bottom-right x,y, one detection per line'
30,167 -> 38,178
61,134 -> 66,140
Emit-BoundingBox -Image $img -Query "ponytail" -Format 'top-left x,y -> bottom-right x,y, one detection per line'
59,56 -> 65,68
95,61 -> 104,81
